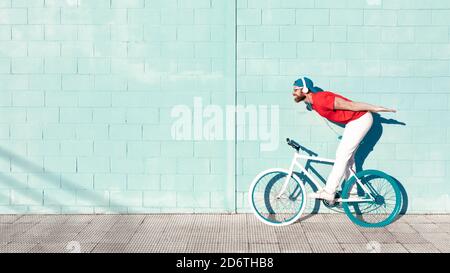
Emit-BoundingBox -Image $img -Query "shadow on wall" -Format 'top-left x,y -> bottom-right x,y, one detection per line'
296,78 -> 409,218
0,146 -> 126,213
355,113 -> 409,217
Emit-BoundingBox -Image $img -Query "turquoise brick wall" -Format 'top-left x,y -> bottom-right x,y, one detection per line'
0,0 -> 449,214
236,0 -> 450,213
0,0 -> 236,214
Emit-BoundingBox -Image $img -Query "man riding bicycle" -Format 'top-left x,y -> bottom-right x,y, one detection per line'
292,77 -> 396,204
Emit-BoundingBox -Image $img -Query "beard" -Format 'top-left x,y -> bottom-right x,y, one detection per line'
294,94 -> 306,103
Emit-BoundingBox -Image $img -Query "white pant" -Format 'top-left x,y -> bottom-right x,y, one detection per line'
324,112 -> 373,194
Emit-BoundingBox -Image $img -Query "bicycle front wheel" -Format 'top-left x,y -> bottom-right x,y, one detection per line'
248,168 -> 307,226
341,169 -> 402,228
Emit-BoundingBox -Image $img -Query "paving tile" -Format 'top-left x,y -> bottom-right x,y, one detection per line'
301,222 -> 333,233
0,243 -> 37,253
400,215 -> 430,224
410,223 -> 446,233
153,242 -> 187,253
420,232 -> 450,244
341,243 -> 371,253
386,222 -> 416,233
279,244 -> 312,253
91,243 -> 128,253
333,232 -> 368,244
362,232 -> 398,243
376,243 -> 409,253
310,243 -> 343,253
29,243 -> 95,253
403,243 -> 441,253
249,243 -> 280,253
425,214 -> 450,223
392,233 -> 429,244
98,232 -> 134,244
0,215 -> 20,224
430,242 -> 450,253
435,223 -> 450,232
305,232 -> 338,244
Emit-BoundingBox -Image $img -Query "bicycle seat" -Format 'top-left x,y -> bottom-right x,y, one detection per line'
286,138 -> 301,151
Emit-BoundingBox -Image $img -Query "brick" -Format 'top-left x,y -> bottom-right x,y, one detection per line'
110,191 -> 142,207
364,10 -> 397,26
12,58 -> 43,74
143,191 -> 176,207
0,42 -> 27,57
246,26 -> 279,42
44,189 -> 77,206
28,8 -> 61,24
62,75 -> 94,91
60,108 -> 92,123
432,10 -> 450,25
78,58 -> 110,74
127,174 -> 160,190
94,174 -> 126,190
77,25 -> 110,42
12,25 -> 44,40
61,140 -> 93,156
0,8 -> 27,24
280,26 -> 312,41
111,0 -> 144,8
10,189 -> 43,206
330,9 -> 363,25
313,26 -> 347,42
12,0 -> 44,7
398,44 -> 432,60
61,41 -> 93,57
10,124 -> 42,139
177,26 -> 211,41
78,157 -> 110,173
111,158 -> 145,173
42,124 -> 76,139
295,9 -> 329,25
93,108 -> 126,123
28,141 -> 60,156
246,59 -> 279,75
111,25 -> 143,42
29,75 -> 60,90
26,108 -> 59,123
12,91 -> 44,107
398,10 -> 431,26
44,57 -> 77,74
161,174 -> 193,191
176,191 -> 210,208
78,92 -> 111,107
94,141 -> 126,157
109,124 -> 142,140
45,25 -> 77,41
262,9 -> 295,25
264,42 -> 296,58
78,0 -> 110,8
61,8 -> 127,24
381,27 -> 414,43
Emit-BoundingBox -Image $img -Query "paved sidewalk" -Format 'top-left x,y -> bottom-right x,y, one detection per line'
0,214 -> 449,253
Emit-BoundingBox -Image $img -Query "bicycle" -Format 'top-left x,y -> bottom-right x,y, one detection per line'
248,138 -> 402,228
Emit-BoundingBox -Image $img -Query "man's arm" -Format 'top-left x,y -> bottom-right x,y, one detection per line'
334,97 -> 396,113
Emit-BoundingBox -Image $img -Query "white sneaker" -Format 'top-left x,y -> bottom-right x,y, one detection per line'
309,189 -> 336,203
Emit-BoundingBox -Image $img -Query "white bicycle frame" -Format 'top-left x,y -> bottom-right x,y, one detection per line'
276,150 -> 375,203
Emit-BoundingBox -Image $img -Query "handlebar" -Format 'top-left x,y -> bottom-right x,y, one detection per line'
286,138 -> 318,157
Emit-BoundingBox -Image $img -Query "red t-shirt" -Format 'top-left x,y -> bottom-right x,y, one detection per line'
311,91 -> 367,125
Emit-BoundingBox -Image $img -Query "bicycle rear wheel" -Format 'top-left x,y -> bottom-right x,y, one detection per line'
341,169 -> 402,228
249,168 -> 306,226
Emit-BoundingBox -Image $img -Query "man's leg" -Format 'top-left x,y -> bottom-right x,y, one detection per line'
324,113 -> 373,195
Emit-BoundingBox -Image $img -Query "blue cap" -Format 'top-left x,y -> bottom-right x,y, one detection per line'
293,78 -> 305,88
